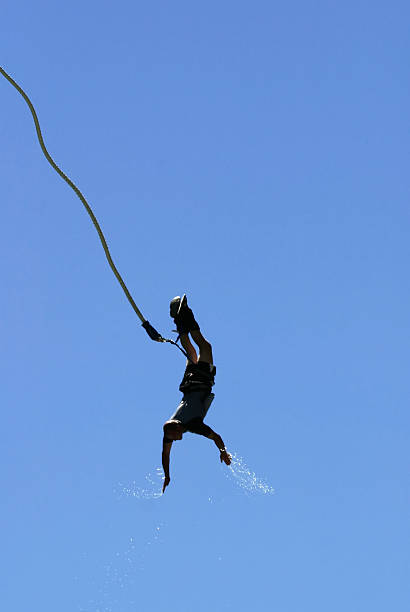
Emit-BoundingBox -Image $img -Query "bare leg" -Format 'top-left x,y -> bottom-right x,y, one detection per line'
180,333 -> 198,364
190,329 -> 213,364
172,296 -> 213,364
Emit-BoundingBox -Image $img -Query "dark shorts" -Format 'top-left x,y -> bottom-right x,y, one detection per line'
170,391 -> 215,425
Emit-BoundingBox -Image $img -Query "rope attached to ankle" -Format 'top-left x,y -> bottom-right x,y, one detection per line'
0,65 -> 186,358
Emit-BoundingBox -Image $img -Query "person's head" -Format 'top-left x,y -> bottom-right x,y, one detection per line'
163,420 -> 184,440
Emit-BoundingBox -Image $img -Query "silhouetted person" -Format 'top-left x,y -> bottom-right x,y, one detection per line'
162,295 -> 231,493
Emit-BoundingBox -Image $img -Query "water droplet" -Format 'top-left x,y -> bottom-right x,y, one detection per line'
223,452 -> 274,495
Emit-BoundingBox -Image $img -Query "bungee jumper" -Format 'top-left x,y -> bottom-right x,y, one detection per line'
0,67 -> 231,495
162,295 -> 231,494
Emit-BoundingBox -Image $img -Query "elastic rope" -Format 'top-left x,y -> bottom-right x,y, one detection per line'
0,65 -> 146,323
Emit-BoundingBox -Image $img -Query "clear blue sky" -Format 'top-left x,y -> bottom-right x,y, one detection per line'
1,2 -> 409,611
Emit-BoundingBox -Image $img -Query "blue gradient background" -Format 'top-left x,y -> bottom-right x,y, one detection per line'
1,2 -> 409,611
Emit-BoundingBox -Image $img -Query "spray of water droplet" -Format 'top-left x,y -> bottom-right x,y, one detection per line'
80,524 -> 166,611
224,452 -> 274,495
117,467 -> 163,500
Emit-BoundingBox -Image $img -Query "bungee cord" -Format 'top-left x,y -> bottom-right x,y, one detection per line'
0,65 -> 188,360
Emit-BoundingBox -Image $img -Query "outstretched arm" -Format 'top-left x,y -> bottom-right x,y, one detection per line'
208,430 -> 231,465
162,441 -> 173,493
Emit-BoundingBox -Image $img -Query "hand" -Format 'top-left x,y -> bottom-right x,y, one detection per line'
162,476 -> 170,494
220,450 -> 232,466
